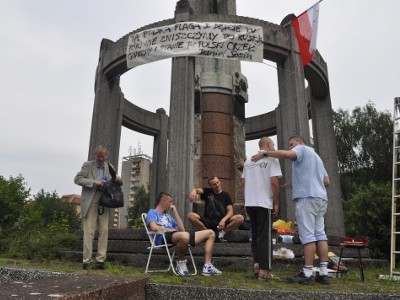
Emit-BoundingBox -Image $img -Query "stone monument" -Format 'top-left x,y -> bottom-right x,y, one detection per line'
88,0 -> 345,236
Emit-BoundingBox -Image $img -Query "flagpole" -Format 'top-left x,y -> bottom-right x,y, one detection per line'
281,0 -> 323,28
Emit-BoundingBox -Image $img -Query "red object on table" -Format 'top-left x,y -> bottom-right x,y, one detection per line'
336,237 -> 369,282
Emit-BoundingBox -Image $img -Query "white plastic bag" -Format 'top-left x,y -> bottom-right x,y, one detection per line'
273,247 -> 295,259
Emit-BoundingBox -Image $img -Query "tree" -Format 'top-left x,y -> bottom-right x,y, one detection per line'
333,102 -> 394,259
344,182 -> 392,259
1,189 -> 80,259
0,175 -> 30,231
19,190 -> 81,232
333,102 -> 393,200
127,186 -> 150,229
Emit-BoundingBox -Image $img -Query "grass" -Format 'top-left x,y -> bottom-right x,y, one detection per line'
1,258 -> 399,296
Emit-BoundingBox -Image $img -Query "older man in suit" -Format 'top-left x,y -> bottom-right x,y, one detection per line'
74,145 -> 121,270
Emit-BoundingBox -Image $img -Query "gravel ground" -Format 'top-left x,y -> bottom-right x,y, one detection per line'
0,266 -> 69,283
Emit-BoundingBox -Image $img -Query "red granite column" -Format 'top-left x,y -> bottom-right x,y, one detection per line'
200,93 -> 235,198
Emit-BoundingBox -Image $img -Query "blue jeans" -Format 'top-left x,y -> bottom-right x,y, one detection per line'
295,197 -> 328,245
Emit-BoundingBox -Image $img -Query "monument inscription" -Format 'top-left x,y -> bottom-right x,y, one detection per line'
127,22 -> 263,68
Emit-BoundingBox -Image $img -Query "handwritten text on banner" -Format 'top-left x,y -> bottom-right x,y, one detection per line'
126,22 -> 264,69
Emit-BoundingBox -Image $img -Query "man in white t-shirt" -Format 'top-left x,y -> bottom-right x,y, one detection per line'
241,137 -> 282,281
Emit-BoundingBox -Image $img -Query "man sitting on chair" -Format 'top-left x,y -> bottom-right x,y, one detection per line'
146,192 -> 222,277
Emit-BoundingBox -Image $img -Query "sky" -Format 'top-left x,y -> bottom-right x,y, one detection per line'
1,0 -> 399,197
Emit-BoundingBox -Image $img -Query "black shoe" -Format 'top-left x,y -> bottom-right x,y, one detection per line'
93,262 -> 105,270
315,274 -> 330,285
286,272 -> 315,285
83,263 -> 90,270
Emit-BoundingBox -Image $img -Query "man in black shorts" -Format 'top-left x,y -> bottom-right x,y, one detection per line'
188,176 -> 244,242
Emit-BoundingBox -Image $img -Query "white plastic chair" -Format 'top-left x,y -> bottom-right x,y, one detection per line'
141,213 -> 197,275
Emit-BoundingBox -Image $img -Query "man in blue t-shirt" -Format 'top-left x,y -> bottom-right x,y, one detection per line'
146,192 -> 222,277
252,135 -> 331,285
188,176 -> 244,242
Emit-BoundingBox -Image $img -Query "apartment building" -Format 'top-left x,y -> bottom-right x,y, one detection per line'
118,153 -> 152,228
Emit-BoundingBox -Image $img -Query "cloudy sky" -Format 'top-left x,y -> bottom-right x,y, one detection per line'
1,0 -> 399,197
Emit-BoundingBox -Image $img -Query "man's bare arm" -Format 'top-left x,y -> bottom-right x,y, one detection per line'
323,176 -> 330,187
188,187 -> 204,202
251,149 -> 297,162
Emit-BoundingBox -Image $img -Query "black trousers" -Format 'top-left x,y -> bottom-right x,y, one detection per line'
246,206 -> 272,270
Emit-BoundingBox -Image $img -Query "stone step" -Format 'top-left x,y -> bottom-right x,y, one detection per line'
63,228 -> 374,271
61,250 -> 303,270
90,240 -> 307,257
60,250 -> 386,272
66,229 -> 372,271
80,229 -> 371,258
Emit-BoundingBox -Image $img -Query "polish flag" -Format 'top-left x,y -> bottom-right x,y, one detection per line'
291,2 -> 320,66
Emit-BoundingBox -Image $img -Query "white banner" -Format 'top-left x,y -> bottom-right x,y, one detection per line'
126,22 -> 264,69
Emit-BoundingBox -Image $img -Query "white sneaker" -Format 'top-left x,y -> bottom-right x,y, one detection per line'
202,264 -> 222,276
175,260 -> 189,276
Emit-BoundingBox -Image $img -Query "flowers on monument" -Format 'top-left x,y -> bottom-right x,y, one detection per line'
291,1 -> 321,66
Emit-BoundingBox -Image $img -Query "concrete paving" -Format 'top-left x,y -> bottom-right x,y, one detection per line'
0,266 -> 147,300
1,266 -> 399,300
146,283 -> 400,300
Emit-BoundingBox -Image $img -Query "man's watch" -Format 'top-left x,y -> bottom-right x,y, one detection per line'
263,151 -> 268,157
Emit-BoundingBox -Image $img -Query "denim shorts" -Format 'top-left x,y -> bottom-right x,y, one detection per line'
295,197 -> 328,245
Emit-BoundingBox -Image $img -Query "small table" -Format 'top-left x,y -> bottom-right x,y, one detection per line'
336,237 -> 369,282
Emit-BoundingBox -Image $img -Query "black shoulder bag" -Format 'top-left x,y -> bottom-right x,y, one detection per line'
98,163 -> 124,214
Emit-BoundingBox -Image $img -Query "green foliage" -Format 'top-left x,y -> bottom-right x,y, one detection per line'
344,182 -> 392,259
127,185 -> 150,229
132,215 -> 145,229
333,102 -> 393,200
0,175 -> 30,231
0,189 -> 81,260
333,102 -> 394,259
31,190 -> 81,232
4,229 -> 79,260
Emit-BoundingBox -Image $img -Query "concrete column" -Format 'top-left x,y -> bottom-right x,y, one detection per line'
150,108 -> 168,208
167,56 -> 195,222
201,90 -> 235,197
89,39 -> 123,170
310,90 -> 345,236
276,23 -> 310,222
195,65 -> 246,202
274,106 -> 288,219
89,39 -> 124,228
175,0 -> 243,208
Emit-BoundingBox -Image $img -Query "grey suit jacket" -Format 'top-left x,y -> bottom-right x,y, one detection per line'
74,160 -> 114,218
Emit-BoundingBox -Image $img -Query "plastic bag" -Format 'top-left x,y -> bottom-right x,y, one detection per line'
273,247 -> 295,259
273,219 -> 293,233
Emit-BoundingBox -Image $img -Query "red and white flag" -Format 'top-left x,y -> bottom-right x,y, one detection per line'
291,1 -> 320,66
